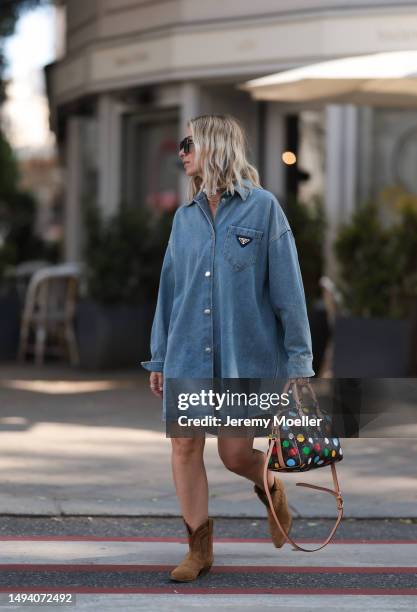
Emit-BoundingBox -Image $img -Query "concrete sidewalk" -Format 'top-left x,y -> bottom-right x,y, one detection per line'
0,363 -> 416,518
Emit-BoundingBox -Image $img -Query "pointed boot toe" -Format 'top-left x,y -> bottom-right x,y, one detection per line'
169,518 -> 214,582
254,477 -> 292,548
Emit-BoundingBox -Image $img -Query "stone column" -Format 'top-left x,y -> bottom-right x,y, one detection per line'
324,104 -> 358,279
264,102 -> 286,200
179,83 -> 201,203
97,94 -> 124,218
64,117 -> 82,262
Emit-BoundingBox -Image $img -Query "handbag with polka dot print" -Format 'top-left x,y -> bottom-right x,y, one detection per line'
263,379 -> 344,552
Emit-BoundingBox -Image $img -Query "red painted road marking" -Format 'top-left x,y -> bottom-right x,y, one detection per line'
0,564 -> 416,574
0,587 -> 416,595
0,536 -> 416,544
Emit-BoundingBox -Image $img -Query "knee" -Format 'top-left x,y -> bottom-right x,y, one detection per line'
219,451 -> 247,474
171,438 -> 204,463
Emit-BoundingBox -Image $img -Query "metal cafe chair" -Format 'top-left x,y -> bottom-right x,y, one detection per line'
18,263 -> 82,366
2,260 -> 49,301
14,260 -> 50,303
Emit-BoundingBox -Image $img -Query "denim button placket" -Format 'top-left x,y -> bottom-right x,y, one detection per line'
197,200 -> 216,378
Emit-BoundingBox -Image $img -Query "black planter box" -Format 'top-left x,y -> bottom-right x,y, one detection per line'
74,299 -> 156,370
333,315 -> 416,377
0,292 -> 21,360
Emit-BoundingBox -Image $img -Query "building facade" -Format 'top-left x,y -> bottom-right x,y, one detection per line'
47,0 -> 417,276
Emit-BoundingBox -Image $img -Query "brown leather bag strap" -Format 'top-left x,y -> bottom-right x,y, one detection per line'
263,439 -> 344,552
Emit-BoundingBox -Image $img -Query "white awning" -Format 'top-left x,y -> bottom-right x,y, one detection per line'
239,51 -> 417,107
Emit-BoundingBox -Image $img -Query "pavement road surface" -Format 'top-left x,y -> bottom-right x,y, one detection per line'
0,517 -> 416,610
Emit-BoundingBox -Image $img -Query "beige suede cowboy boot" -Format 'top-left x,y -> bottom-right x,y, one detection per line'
169,517 -> 214,582
254,476 -> 292,548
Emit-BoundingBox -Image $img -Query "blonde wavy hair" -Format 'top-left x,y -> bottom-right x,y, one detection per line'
187,114 -> 261,201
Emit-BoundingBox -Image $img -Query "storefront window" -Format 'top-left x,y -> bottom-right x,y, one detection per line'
122,111 -> 180,213
358,107 -> 417,203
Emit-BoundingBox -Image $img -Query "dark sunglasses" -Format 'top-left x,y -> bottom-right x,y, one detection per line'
179,137 -> 194,153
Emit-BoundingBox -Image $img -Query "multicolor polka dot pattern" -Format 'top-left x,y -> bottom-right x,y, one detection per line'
267,405 -> 343,473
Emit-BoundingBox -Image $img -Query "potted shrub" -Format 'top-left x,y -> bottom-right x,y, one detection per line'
75,201 -> 173,369
332,189 -> 417,376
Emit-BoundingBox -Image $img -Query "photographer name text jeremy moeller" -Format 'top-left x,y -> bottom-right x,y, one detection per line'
177,415 -> 323,427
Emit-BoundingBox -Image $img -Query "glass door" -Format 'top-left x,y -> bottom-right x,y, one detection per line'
122,110 -> 180,213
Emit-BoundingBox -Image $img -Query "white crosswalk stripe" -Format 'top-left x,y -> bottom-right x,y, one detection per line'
1,538 -> 417,567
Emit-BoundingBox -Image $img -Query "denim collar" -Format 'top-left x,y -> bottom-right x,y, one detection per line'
186,178 -> 253,206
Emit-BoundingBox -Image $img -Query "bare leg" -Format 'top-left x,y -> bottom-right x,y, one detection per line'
217,431 -> 275,491
171,431 -> 208,531
218,429 -> 292,550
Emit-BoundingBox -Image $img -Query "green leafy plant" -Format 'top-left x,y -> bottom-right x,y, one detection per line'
0,132 -> 19,198
334,188 -> 417,319
82,201 -> 174,305
0,3 -> 61,287
0,131 -> 60,284
383,189 -> 417,318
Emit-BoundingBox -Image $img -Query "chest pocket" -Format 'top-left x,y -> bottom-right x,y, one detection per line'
223,225 -> 264,271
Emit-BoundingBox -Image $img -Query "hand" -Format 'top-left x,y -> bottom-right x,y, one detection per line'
289,377 -> 310,386
149,371 -> 163,398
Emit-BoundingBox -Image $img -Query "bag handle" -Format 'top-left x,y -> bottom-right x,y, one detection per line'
263,378 -> 344,552
263,443 -> 344,552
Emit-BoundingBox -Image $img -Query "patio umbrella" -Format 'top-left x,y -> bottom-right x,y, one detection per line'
239,50 -> 417,107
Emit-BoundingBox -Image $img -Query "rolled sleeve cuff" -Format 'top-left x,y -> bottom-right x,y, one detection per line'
140,360 -> 164,372
287,359 -> 315,379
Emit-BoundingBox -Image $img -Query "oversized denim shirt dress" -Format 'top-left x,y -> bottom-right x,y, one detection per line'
141,179 -> 315,420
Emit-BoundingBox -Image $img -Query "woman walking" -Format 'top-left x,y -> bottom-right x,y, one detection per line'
141,114 -> 314,582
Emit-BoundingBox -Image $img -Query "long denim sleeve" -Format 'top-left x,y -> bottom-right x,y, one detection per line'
141,237 -> 175,373
268,228 -> 315,378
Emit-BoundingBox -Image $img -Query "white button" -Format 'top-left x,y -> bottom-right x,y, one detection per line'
205,271 -> 211,277
204,308 -> 211,314
221,198 -> 225,203
205,347 -> 212,353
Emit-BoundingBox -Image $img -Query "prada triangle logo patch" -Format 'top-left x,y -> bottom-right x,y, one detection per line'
236,235 -> 252,247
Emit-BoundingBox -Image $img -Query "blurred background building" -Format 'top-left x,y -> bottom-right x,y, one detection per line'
1,0 -> 417,374
46,0 -> 417,271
